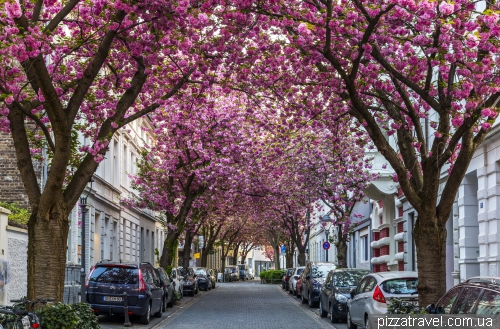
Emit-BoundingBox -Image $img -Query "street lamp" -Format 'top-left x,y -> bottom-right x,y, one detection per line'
322,214 -> 331,262
80,177 -> 94,302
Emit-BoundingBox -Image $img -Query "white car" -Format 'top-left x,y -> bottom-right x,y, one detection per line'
170,267 -> 184,298
347,271 -> 419,329
288,266 -> 305,296
248,268 -> 255,280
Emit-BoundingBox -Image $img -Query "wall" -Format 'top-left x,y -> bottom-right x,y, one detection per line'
0,206 -> 28,306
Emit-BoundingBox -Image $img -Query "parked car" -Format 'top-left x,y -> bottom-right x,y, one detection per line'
318,268 -> 371,323
178,267 -> 199,296
193,267 -> 213,291
155,267 -> 175,311
426,276 -> 500,315
289,266 -> 305,296
238,264 -> 249,280
225,266 -> 239,281
301,262 -> 337,308
248,268 -> 255,280
86,261 -> 163,325
347,271 -> 419,329
207,268 -> 217,288
170,267 -> 184,298
282,268 -> 294,291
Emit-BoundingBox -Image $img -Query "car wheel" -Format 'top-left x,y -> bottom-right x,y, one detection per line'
330,303 -> 339,323
301,291 -> 307,304
153,299 -> 163,318
167,294 -> 174,308
161,295 -> 167,312
139,303 -> 151,324
289,287 -> 293,294
319,298 -> 327,317
347,308 -> 357,329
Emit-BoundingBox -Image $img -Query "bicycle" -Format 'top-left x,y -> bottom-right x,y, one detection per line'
0,306 -> 39,329
10,298 -> 55,312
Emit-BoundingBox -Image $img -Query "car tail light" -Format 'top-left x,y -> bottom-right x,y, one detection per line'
32,324 -> 40,328
373,285 -> 386,303
138,268 -> 147,292
294,275 -> 299,279
85,266 -> 96,289
285,277 -> 290,282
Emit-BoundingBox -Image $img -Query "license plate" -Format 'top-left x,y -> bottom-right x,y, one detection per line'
103,296 -> 123,302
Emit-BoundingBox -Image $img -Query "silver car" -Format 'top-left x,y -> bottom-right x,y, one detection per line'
288,266 -> 305,296
347,271 -> 418,329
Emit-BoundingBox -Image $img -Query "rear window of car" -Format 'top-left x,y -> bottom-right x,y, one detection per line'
333,270 -> 370,287
381,278 -> 418,295
194,268 -> 207,276
296,268 -> 304,275
311,265 -> 336,278
179,268 -> 191,276
90,266 -> 138,284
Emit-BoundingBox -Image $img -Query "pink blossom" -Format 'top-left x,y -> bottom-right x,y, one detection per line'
439,1 -> 454,15
482,122 -> 492,131
4,1 -> 22,20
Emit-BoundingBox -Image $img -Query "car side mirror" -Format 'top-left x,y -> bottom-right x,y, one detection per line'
425,304 -> 436,314
350,288 -> 356,298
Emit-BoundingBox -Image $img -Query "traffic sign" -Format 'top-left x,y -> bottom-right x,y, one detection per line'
281,245 -> 286,254
323,242 -> 330,250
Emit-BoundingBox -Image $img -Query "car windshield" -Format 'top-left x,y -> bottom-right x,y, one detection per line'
193,268 -> 207,275
333,271 -> 370,287
311,265 -> 335,278
179,268 -> 191,277
296,268 -> 304,275
382,278 -> 419,295
90,266 -> 138,284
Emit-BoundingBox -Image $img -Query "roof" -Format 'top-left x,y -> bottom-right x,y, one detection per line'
372,271 -> 418,279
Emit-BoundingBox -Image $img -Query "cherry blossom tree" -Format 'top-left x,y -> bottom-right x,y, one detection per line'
234,0 -> 500,305
0,0 -> 249,301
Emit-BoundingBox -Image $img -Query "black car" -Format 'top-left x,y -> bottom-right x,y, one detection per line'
300,262 -> 337,308
178,267 -> 199,296
155,267 -> 175,310
282,268 -> 294,291
86,261 -> 163,324
318,268 -> 371,323
427,276 -> 500,315
193,267 -> 212,291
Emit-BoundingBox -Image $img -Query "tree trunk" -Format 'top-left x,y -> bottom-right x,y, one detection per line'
160,227 -> 180,268
297,252 -> 306,266
414,213 -> 447,307
182,231 -> 193,267
27,202 -> 69,302
286,252 -> 294,268
232,245 -> 239,265
273,245 -> 280,269
336,240 -> 348,268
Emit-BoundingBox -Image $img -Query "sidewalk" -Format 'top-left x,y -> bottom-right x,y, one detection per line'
98,293 -> 199,329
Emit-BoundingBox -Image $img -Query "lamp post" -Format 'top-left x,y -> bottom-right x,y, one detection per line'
322,214 -> 331,263
80,177 -> 94,302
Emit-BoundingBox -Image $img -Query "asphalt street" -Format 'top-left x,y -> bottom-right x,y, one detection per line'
98,279 -> 349,329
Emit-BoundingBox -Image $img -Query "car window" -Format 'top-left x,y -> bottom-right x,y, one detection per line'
296,268 -> 304,275
452,287 -> 481,314
324,272 -> 332,289
333,271 -> 371,287
171,270 -> 176,278
193,268 -> 207,276
89,266 -> 138,284
179,267 -> 191,277
436,287 -> 462,314
356,277 -> 369,294
476,289 -> 500,315
381,278 -> 418,294
362,277 -> 376,293
311,265 -> 336,278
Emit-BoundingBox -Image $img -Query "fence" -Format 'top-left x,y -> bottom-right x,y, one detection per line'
63,265 -> 81,304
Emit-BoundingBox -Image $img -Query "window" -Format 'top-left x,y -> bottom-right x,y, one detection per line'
436,287 -> 461,314
381,278 -> 418,294
362,277 -> 377,293
361,236 -> 368,261
476,289 -> 500,315
453,287 -> 481,314
89,266 -> 138,284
